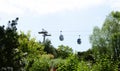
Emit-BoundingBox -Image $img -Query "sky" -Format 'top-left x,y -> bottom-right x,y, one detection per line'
0,0 -> 120,52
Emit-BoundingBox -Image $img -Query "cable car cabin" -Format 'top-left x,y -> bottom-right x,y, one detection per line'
59,31 -> 64,41
59,34 -> 64,41
77,35 -> 81,44
77,38 -> 81,44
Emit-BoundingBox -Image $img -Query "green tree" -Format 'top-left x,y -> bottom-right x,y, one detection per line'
77,49 -> 94,62
18,31 -> 45,71
90,11 -> 120,60
43,39 -> 57,58
110,33 -> 120,60
0,18 -> 23,70
57,45 -> 73,59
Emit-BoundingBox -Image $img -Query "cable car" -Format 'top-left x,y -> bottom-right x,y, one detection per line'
59,31 -> 64,41
77,35 -> 81,44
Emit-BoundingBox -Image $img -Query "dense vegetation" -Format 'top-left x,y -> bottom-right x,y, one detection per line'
0,11 -> 120,71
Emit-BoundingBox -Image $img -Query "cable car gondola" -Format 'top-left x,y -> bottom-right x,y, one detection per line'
77,35 -> 81,44
59,31 -> 64,41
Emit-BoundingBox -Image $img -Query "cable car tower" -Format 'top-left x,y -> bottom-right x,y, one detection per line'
38,29 -> 51,43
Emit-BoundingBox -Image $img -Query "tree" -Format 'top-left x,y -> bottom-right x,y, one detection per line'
77,49 -> 94,62
110,32 -> 120,60
43,39 -> 57,58
0,18 -> 23,70
57,45 -> 73,59
18,31 -> 45,71
90,11 -> 120,60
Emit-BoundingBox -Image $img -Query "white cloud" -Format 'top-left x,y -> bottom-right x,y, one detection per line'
0,0 -> 109,15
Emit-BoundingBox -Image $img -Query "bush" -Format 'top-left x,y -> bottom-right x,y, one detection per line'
28,55 -> 50,71
57,55 -> 80,71
91,55 -> 119,71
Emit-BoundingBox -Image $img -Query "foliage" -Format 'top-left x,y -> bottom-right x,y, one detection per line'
57,45 -> 73,59
57,54 -> 79,71
28,55 -> 50,71
43,39 -> 57,58
90,11 -> 120,60
77,49 -> 94,62
110,32 -> 120,61
18,31 -> 45,55
18,31 -> 46,70
0,18 -> 23,70
57,54 -> 91,71
57,54 -> 119,71
91,54 -> 119,71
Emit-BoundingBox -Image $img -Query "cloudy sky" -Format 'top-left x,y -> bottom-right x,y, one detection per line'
0,0 -> 120,51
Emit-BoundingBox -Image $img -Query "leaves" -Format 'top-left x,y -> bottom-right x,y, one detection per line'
90,11 -> 120,60
0,18 -> 22,70
57,45 -> 73,59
